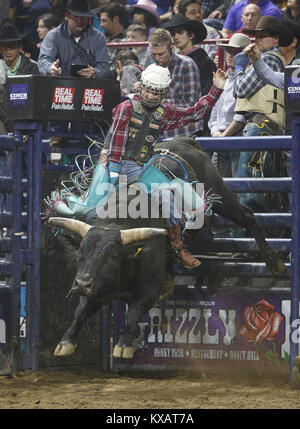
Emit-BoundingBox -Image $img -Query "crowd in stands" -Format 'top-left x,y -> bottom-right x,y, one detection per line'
0,0 -> 299,217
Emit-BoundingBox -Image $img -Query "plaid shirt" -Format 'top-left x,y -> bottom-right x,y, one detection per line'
105,87 -> 222,163
105,31 -> 127,77
163,52 -> 202,138
234,47 -> 285,98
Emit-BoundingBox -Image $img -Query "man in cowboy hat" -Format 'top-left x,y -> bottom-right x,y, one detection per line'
0,22 -> 39,211
38,0 -> 111,144
178,0 -> 221,60
233,16 -> 294,212
243,17 -> 300,90
0,22 -> 39,134
38,0 -> 110,79
162,13 -> 216,97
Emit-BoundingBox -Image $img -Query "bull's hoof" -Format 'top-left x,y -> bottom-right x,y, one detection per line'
113,345 -> 135,359
122,347 -> 135,359
113,345 -> 123,358
54,341 -> 77,357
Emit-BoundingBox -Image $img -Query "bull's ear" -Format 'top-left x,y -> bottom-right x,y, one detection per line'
48,217 -> 93,238
120,228 -> 167,245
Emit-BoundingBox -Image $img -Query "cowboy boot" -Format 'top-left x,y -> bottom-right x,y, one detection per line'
167,223 -> 201,269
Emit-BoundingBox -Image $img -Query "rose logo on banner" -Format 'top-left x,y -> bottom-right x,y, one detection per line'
239,299 -> 284,344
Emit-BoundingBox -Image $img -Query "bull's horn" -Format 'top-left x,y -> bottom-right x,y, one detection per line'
48,217 -> 92,238
120,228 -> 167,245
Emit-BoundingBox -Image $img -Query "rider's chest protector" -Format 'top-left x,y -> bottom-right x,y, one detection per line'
125,99 -> 165,163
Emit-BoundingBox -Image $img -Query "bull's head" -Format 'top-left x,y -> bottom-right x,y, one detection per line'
48,217 -> 167,297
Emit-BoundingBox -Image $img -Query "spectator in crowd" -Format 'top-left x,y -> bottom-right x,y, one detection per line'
38,0 -> 110,78
36,12 -> 62,44
162,13 -> 216,96
0,23 -> 39,134
126,23 -> 153,68
21,12 -> 62,60
115,49 -> 144,98
233,16 -> 293,211
10,0 -> 53,41
148,28 -> 202,138
202,0 -> 233,22
209,33 -> 251,177
240,3 -> 261,35
127,0 -> 170,16
279,17 -> 300,60
100,2 -> 129,78
178,0 -> 221,60
162,13 -> 217,136
0,22 -> 39,210
243,19 -> 300,212
130,0 -> 161,37
38,0 -> 111,144
222,0 -> 282,38
283,0 -> 300,23
90,0 -> 110,32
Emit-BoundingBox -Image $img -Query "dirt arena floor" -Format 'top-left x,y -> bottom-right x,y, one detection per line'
0,367 -> 300,409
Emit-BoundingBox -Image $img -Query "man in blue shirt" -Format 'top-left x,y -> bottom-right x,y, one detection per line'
38,0 -> 111,144
38,0 -> 111,79
222,0 -> 282,38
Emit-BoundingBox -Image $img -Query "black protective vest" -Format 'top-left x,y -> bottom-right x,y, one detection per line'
125,99 -> 165,163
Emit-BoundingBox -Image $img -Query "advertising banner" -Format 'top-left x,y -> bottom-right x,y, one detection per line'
113,286 -> 294,372
6,75 -> 120,122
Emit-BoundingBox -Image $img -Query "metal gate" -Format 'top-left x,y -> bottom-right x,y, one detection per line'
0,124 -> 41,375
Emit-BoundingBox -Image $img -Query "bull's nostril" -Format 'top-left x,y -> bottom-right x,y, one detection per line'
74,276 -> 93,297
75,276 -> 92,287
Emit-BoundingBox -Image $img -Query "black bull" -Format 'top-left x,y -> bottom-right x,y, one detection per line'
48,138 -> 286,359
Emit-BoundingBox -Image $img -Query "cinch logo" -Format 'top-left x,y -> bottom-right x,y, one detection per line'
10,93 -> 27,100
81,88 -> 104,111
0,319 -> 6,344
9,83 -> 28,107
51,87 -> 75,111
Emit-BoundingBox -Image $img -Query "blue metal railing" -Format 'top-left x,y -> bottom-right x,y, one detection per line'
196,130 -> 298,388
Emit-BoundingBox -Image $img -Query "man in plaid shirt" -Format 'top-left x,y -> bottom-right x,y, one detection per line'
100,3 -> 128,78
99,63 -> 225,268
233,16 -> 293,211
148,28 -> 203,139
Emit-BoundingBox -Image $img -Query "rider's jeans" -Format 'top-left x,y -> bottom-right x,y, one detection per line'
120,160 -> 180,226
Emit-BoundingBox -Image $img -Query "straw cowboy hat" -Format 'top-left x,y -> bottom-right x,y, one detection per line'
245,16 -> 294,47
217,33 -> 251,52
131,0 -> 160,26
0,23 -> 22,43
162,13 -> 207,44
66,0 -> 94,17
